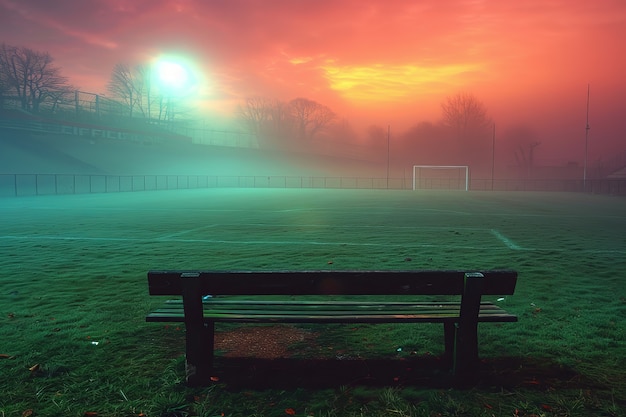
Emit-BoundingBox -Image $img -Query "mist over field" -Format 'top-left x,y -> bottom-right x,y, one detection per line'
0,130 -> 379,178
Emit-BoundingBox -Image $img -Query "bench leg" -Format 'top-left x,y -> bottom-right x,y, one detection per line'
185,320 -> 214,386
443,322 -> 455,367
453,272 -> 483,384
454,321 -> 479,383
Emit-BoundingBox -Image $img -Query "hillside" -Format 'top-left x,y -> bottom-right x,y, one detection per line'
0,129 -> 379,177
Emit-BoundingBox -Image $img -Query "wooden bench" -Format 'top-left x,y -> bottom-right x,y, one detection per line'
146,270 -> 518,386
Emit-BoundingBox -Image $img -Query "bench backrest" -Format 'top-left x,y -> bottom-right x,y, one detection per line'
148,270 -> 517,296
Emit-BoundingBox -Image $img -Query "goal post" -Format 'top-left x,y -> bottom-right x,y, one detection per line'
412,165 -> 469,191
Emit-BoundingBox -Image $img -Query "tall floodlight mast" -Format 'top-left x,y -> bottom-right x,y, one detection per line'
583,84 -> 590,189
386,125 -> 390,189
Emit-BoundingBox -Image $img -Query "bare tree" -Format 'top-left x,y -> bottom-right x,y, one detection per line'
504,125 -> 541,177
0,52 -> 8,100
441,92 -> 491,142
237,96 -> 273,138
133,65 -> 150,118
309,104 -> 336,139
0,58 -> 7,107
265,99 -> 294,146
107,62 -> 188,123
107,63 -> 158,119
0,43 -> 70,112
237,96 -> 337,148
237,97 -> 296,148
289,97 -> 335,140
46,84 -> 74,113
107,63 -> 138,117
289,97 -> 316,140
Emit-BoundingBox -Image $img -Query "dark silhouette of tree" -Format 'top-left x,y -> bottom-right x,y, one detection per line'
237,96 -> 336,148
0,43 -> 70,112
107,63 -> 140,117
0,52 -> 8,99
441,92 -> 491,143
107,63 -> 161,119
289,97 -> 335,140
309,103 -> 336,139
289,97 -> 316,140
107,62 -> 190,122
504,125 -> 541,177
45,84 -> 74,113
0,57 -> 8,108
236,97 -> 295,148
440,92 -> 493,169
267,100 -> 291,138
237,96 -> 273,138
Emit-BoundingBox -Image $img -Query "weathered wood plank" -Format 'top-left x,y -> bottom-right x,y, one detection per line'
148,270 -> 517,296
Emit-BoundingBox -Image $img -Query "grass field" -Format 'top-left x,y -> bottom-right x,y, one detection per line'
1,188 -> 625,417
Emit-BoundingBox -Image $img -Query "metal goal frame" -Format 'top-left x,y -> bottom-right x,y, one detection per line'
412,165 -> 469,191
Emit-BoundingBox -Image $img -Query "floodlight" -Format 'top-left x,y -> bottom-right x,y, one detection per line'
157,61 -> 189,90
152,56 -> 199,96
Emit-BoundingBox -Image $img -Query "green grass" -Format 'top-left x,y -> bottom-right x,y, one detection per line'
1,188 -> 625,416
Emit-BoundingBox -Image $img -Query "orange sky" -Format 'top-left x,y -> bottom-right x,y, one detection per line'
1,0 -> 625,163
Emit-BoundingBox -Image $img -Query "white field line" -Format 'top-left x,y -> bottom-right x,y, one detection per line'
0,234 -> 496,250
12,206 -> 472,216
222,224 -> 487,231
1,234 -> 625,255
158,224 -> 219,239
9,205 -> 625,220
490,229 -> 523,250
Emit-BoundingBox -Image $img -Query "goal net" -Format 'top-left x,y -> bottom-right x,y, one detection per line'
412,165 -> 469,191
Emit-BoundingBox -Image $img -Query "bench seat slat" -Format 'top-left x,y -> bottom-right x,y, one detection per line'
146,300 -> 517,323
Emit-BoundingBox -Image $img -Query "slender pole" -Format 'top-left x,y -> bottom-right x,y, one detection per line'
584,84 -> 590,190
386,125 -> 390,189
491,123 -> 496,191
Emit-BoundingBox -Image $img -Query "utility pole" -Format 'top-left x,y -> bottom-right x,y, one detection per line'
386,125 -> 390,189
583,84 -> 590,190
491,123 -> 496,191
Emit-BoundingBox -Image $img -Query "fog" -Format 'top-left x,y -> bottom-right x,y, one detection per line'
0,130 -> 376,179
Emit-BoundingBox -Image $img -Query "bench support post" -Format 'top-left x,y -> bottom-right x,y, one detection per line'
454,272 -> 484,382
181,273 -> 214,386
443,322 -> 455,366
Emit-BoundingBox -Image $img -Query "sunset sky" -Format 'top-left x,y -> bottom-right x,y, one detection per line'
0,0 -> 624,163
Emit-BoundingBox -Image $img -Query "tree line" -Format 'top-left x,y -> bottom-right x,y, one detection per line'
0,43 -> 187,123
0,43 -> 73,113
106,62 -> 189,122
236,96 -> 337,149
1,42 -> 539,172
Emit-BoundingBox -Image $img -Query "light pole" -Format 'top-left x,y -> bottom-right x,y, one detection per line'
386,125 -> 390,189
491,123 -> 496,191
583,84 -> 590,190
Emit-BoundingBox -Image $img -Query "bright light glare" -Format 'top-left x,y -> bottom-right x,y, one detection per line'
156,61 -> 190,91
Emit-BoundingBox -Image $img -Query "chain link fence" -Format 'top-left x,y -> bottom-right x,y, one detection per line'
1,173 -> 624,197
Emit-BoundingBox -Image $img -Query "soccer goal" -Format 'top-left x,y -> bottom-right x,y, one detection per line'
412,165 -> 469,191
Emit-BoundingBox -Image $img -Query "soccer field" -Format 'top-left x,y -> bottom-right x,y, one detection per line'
1,188 -> 625,416
2,188 -> 624,268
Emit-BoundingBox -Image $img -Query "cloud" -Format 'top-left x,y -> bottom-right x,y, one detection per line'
321,62 -> 484,103
0,0 -> 118,49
